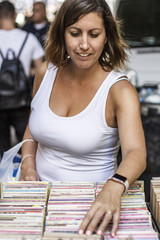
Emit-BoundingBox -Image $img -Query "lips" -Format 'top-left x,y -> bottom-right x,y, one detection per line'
78,53 -> 90,57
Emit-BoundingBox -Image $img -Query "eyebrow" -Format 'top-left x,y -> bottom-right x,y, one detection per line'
68,27 -> 102,31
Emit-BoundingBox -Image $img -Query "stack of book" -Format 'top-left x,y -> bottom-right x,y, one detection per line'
44,181 -> 95,236
0,181 -> 2,199
150,177 -> 160,230
95,180 -> 145,197
43,180 -> 159,240
0,180 -> 159,240
96,181 -> 159,240
0,181 -> 49,240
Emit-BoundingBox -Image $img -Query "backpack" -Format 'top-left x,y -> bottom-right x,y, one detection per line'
0,32 -> 32,110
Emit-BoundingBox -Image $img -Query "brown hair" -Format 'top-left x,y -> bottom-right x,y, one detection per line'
45,0 -> 129,70
0,1 -> 15,20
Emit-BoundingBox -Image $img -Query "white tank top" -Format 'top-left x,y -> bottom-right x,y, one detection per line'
29,64 -> 128,182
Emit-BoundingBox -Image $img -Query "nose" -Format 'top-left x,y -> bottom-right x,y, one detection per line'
79,34 -> 90,50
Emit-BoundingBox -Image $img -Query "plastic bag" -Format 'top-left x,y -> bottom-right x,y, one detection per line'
0,139 -> 33,188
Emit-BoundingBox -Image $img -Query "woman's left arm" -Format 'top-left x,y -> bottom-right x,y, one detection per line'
113,80 -> 147,182
79,80 -> 146,237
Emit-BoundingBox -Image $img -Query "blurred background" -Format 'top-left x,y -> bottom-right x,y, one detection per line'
0,0 -> 160,202
0,0 -> 116,25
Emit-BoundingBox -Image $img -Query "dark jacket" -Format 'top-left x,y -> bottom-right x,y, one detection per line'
22,21 -> 50,48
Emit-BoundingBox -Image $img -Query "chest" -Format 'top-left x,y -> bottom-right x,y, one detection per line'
49,78 -> 116,129
30,101 -> 119,156
49,76 -> 104,118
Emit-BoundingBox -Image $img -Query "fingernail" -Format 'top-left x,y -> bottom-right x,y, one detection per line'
79,229 -> 84,235
97,230 -> 102,235
111,232 -> 115,238
86,230 -> 91,235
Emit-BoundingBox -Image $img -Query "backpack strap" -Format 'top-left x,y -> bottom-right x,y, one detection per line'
6,48 -> 16,59
17,32 -> 29,58
0,49 -> 4,60
0,33 -> 29,60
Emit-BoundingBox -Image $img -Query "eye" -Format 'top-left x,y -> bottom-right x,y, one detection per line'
90,33 -> 99,38
70,32 -> 79,37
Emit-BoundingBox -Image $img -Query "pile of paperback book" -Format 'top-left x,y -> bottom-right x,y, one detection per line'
0,181 -> 49,240
0,180 -> 159,240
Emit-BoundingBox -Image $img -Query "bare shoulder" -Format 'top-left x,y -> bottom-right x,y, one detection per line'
33,61 -> 48,96
110,79 -> 140,110
111,78 -> 136,93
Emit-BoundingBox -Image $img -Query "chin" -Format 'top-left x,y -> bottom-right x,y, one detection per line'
70,57 -> 98,70
75,62 -> 95,70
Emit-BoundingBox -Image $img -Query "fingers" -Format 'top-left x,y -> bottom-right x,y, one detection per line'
96,210 -> 113,235
24,173 -> 39,181
79,206 -> 114,236
96,209 -> 120,237
19,171 -> 39,181
79,204 -> 97,235
79,205 -> 120,237
110,211 -> 120,237
84,209 -> 105,235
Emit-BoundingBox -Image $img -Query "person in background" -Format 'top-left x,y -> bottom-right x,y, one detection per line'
0,1 -> 44,157
20,0 -> 146,237
22,1 -> 50,48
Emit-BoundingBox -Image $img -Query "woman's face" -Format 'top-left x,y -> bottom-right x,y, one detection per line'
64,12 -> 106,70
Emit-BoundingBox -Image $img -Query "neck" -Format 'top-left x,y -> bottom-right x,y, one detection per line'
34,19 -> 47,25
68,62 -> 103,83
0,19 -> 15,30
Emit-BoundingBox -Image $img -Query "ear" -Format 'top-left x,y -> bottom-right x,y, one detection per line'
14,13 -> 17,21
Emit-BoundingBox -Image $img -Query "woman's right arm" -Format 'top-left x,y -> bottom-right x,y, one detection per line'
20,61 -> 48,181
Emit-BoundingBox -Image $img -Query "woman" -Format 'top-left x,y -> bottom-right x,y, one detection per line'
20,0 -> 146,237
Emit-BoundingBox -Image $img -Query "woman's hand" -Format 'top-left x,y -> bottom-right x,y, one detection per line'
20,168 -> 39,181
79,180 -> 124,237
19,153 -> 39,181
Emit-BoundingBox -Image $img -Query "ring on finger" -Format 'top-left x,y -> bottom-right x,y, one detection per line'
106,210 -> 112,215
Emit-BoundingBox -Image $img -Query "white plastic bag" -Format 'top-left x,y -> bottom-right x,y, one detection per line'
0,139 -> 33,188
